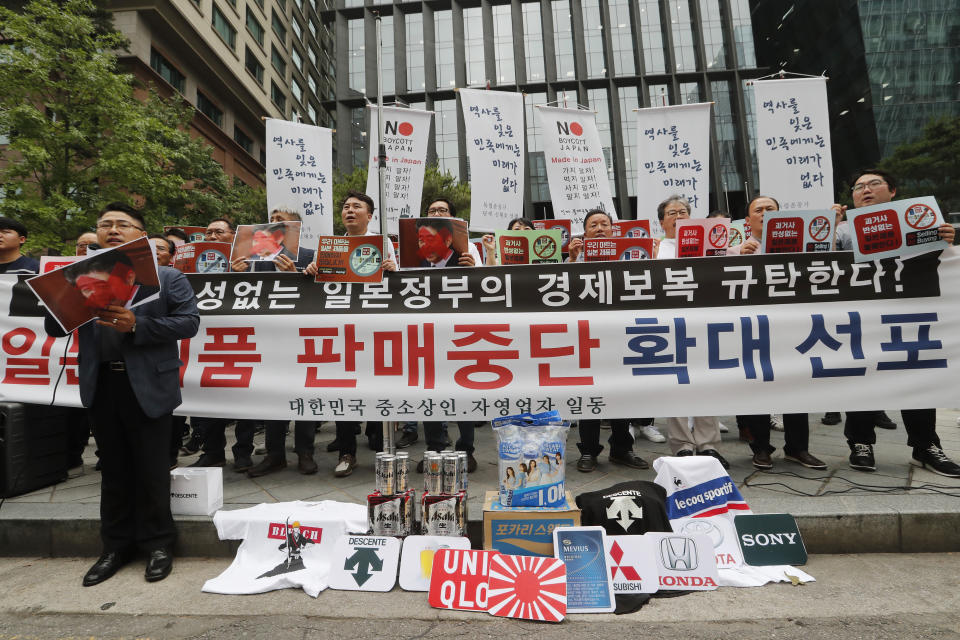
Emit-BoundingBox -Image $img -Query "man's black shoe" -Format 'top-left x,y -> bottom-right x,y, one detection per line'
144,549 -> 173,582
180,435 -> 201,455
325,439 -> 341,452
82,551 -> 130,587
676,449 -> 694,457
576,454 -> 598,472
752,450 -> 773,470
466,454 -> 478,473
189,454 -> 225,467
821,412 -> 841,426
395,431 -> 419,449
698,448 -> 730,470
874,411 -> 897,430
849,443 -> 876,471
247,455 -> 287,478
784,450 -> 828,470
232,455 -> 254,472
911,444 -> 960,478
609,452 -> 649,470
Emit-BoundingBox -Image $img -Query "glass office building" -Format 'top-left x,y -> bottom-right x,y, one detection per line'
321,0 -> 767,219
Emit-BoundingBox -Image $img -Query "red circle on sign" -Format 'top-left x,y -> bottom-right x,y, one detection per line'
708,224 -> 728,248
398,121 -> 414,136
533,234 -> 557,258
569,122 -> 583,136
808,215 -> 831,241
904,203 -> 936,230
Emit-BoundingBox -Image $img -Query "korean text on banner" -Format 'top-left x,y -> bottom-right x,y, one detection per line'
635,103 -> 712,237
459,89 -> 525,233
536,106 -> 617,234
365,106 -> 433,235
265,119 -> 333,243
753,78 -> 834,210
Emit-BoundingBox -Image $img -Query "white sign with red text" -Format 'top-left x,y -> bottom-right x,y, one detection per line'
848,196 -> 948,263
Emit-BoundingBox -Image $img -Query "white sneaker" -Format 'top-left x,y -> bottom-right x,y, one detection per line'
718,421 -> 729,433
770,414 -> 785,432
638,424 -> 666,443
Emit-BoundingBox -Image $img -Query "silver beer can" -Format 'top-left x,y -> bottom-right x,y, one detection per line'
441,452 -> 458,495
423,451 -> 443,494
376,453 -> 396,495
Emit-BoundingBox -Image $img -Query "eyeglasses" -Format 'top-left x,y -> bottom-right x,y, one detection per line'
97,221 -> 144,231
852,179 -> 886,194
663,209 -> 688,217
427,207 -> 450,215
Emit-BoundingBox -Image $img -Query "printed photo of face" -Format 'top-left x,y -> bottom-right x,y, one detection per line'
417,224 -> 453,264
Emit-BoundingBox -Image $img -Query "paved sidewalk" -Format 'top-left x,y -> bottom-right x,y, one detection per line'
2,410 -> 959,556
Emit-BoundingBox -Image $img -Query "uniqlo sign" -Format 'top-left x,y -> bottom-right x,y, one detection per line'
428,549 -> 498,611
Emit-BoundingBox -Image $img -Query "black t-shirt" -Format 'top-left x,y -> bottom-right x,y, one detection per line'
575,480 -> 672,536
0,255 -> 39,274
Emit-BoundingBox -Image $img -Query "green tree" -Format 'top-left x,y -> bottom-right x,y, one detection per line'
878,114 -> 960,212
0,0 -> 256,253
332,163 -> 472,235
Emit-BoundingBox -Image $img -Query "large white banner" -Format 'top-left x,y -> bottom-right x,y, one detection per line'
753,78 -> 834,210
536,106 -> 617,234
365,106 -> 433,235
459,89 -> 525,233
4,249 -> 959,420
265,119 -> 333,245
635,103 -> 712,237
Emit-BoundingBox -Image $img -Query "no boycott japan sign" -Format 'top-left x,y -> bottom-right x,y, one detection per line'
3,248 -> 960,420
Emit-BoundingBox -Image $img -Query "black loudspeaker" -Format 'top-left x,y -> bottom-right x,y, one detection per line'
0,402 -> 69,498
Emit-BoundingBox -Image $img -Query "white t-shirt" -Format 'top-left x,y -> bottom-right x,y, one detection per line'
657,238 -> 677,259
202,500 -> 368,598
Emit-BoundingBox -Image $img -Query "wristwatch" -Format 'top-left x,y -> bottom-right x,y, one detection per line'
130,322 -> 136,334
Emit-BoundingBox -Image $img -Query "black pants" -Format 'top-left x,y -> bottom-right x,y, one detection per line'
168,415 -> 187,463
577,419 -> 633,457
66,407 -> 91,466
844,409 -> 939,449
424,421 -> 477,455
264,420 -> 316,457
198,417 -> 256,460
738,413 -> 809,456
336,421 -> 383,456
91,367 -> 176,554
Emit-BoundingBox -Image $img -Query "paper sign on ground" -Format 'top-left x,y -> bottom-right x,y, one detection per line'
848,196 -> 948,263
644,532 -> 719,591
173,242 -> 232,273
584,237 -> 654,261
326,534 -> 400,592
487,553 -> 567,622
313,235 -> 385,283
604,535 -> 659,594
533,219 -> 572,252
552,526 -> 615,613
675,218 -> 730,257
761,210 -> 834,254
612,220 -> 651,239
672,516 -> 744,572
427,548 -> 498,610
398,536 -> 472,591
495,229 -> 563,265
735,514 -> 807,566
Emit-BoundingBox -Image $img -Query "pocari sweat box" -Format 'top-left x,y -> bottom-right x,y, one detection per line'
493,411 -> 570,507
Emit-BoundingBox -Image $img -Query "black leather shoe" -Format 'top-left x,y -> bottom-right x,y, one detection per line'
609,451 -> 649,470
83,551 -> 130,587
395,431 -> 419,449
576,453 -> 598,472
821,412 -> 841,426
189,454 -> 225,467
325,439 -> 341,452
247,455 -> 287,478
698,448 -> 730,470
145,549 -> 173,582
874,411 -> 897,430
752,450 -> 773,470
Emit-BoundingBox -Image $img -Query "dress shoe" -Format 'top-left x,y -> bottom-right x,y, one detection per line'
395,431 -> 419,449
233,455 -> 254,472
466,454 -> 478,473
189,454 -> 225,467
821,412 -> 841,426
784,450 -> 827,470
576,453 -> 598,472
752,450 -> 773,470
298,451 -> 318,475
325,439 -> 341,452
874,411 -> 897,430
82,551 -> 130,587
609,451 -> 649,469
698,448 -> 730,470
144,549 -> 173,582
675,449 -> 695,457
247,455 -> 287,478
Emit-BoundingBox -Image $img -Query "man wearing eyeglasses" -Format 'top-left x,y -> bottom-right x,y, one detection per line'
833,169 -> 959,478
43,202 -> 200,586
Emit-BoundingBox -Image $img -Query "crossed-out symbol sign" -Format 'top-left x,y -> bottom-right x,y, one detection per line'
533,234 -> 557,259
904,204 -> 936,230
708,224 -> 728,249
808,215 -> 831,242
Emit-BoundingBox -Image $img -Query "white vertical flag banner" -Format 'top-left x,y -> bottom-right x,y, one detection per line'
458,89 -> 525,232
753,77 -> 834,210
635,103 -> 712,236
365,106 -> 433,235
536,106 -> 617,234
265,119 -> 333,245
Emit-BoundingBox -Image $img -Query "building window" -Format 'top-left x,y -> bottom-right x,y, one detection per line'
271,81 -> 287,111
292,47 -> 303,71
292,78 -> 303,103
308,47 -> 318,67
212,5 -> 237,49
699,0 -> 727,69
680,81 -> 701,104
272,10 -> 287,43
434,99 -> 460,180
712,80 -> 742,187
463,7 -> 484,86
670,0 -> 698,72
493,5 -> 514,85
638,0 -> 665,74
348,19 -> 365,93
523,3 -> 544,82
435,10 -> 454,88
587,88 -> 615,193
291,18 -> 303,40
406,12 -> 424,91
350,106 -> 366,168
581,0 -> 606,78
197,91 -> 224,127
308,103 -> 318,124
245,47 -> 264,84
609,0 -> 635,76
308,74 -> 317,95
150,49 -> 185,92
309,19 -> 317,39
271,46 -> 287,76
618,87 -> 639,196
552,1 -> 575,80
234,126 -> 254,154
728,0 -> 755,68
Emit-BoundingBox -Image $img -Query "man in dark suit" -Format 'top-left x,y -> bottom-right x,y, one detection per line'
44,202 -> 200,586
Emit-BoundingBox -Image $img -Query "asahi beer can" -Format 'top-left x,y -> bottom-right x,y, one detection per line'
456,451 -> 468,493
395,452 -> 409,494
441,453 -> 458,494
367,493 -> 402,536
423,452 -> 443,494
376,453 -> 396,495
424,494 -> 460,536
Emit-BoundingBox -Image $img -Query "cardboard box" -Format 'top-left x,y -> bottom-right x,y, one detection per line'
170,467 -> 223,516
482,490 -> 581,557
